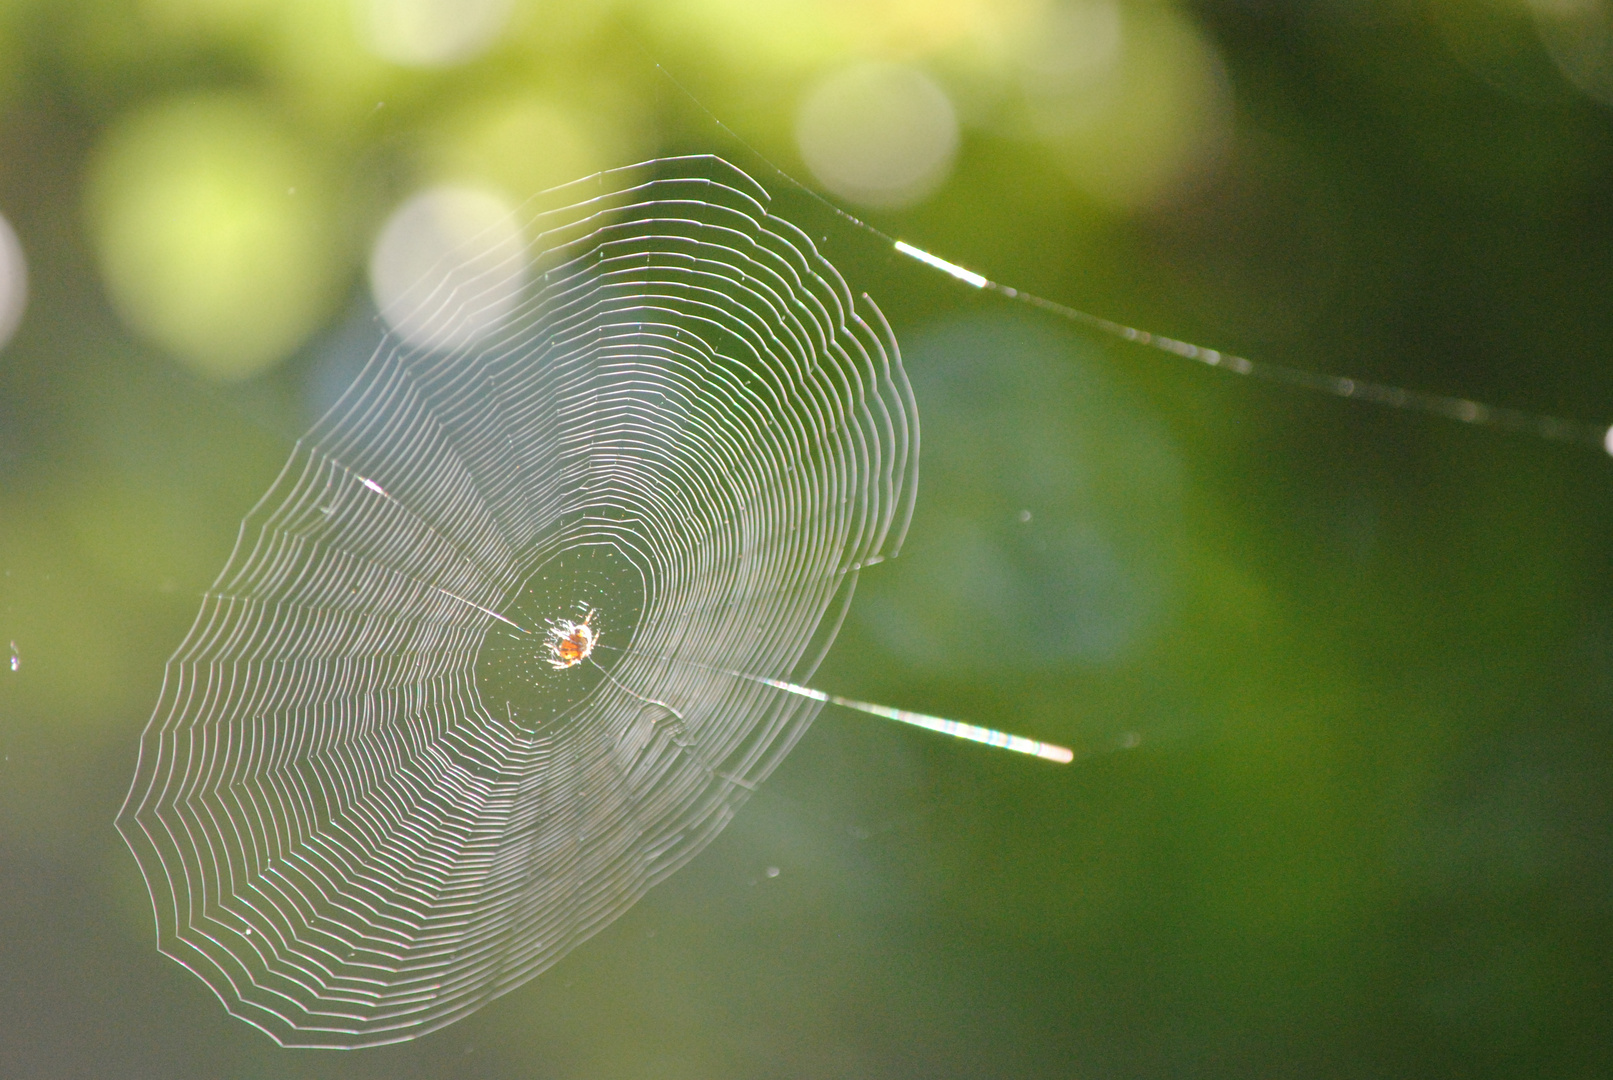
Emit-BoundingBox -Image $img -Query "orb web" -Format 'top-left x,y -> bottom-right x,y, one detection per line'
115,156 -> 917,1048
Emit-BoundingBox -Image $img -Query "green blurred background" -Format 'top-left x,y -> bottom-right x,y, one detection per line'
4,0 -> 1613,1076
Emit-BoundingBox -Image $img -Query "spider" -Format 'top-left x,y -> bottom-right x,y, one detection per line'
545,609 -> 598,670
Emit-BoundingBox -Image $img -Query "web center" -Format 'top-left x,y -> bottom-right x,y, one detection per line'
545,609 -> 599,670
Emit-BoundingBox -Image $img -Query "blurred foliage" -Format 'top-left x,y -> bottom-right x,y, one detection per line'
2,0 -> 1613,1077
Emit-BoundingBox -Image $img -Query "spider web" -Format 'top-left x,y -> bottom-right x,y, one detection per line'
115,156 -> 918,1048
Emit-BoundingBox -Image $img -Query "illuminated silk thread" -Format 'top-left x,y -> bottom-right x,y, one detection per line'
890,237 -> 1613,452
751,675 -> 1075,763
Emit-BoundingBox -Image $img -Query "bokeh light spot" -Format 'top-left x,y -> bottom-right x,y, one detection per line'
0,210 -> 27,352
796,62 -> 959,210
355,0 -> 513,67
1018,3 -> 1230,209
419,93 -> 617,200
1018,0 -> 1123,98
85,95 -> 339,381
634,0 -> 842,78
368,185 -> 526,352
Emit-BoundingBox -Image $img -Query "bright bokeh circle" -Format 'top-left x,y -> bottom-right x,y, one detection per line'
354,0 -> 514,67
0,210 -> 27,352
368,184 -> 527,352
85,95 -> 339,381
796,62 -> 960,210
1018,3 -> 1230,209
418,93 -> 617,201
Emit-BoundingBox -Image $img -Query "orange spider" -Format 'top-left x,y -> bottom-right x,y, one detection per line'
545,609 -> 598,670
